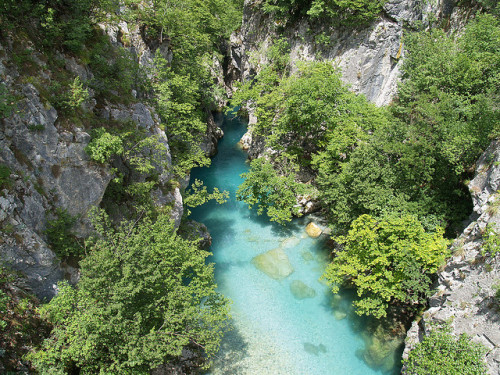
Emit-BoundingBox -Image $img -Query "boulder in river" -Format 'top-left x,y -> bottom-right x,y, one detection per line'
290,280 -> 316,300
251,248 -> 294,280
305,222 -> 322,238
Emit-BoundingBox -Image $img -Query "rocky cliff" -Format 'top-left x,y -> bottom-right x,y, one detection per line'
403,140 -> 500,374
229,0 -> 421,106
0,20 -> 201,299
227,0 -> 473,158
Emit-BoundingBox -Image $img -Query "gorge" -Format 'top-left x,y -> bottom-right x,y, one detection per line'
0,0 -> 499,374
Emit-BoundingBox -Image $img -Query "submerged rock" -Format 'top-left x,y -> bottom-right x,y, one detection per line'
301,251 -> 314,262
333,310 -> 347,320
251,248 -> 293,280
305,222 -> 322,238
290,280 -> 316,300
281,236 -> 300,248
303,342 -> 327,356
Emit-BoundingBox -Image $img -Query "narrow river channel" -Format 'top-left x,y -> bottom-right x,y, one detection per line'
189,113 -> 400,375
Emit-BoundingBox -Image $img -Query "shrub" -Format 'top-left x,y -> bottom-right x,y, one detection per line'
85,128 -> 124,164
404,324 -> 487,375
30,212 -> 230,373
323,215 -> 449,318
0,165 -> 12,190
44,208 -> 82,258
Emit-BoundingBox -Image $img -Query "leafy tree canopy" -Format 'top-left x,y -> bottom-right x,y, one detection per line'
236,155 -> 311,224
261,0 -> 385,26
323,214 -> 449,318
29,212 -> 230,374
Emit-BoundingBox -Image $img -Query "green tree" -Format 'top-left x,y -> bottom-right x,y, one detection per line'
261,0 -> 384,26
30,212 -> 230,374
323,214 -> 449,318
404,324 -> 487,375
236,155 -> 310,224
308,0 -> 385,26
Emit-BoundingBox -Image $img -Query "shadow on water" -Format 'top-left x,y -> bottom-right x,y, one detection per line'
318,286 -> 405,375
243,207 -> 303,238
200,217 -> 237,243
203,320 -> 250,375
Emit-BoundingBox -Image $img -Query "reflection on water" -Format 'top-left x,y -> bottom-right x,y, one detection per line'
190,113 -> 402,375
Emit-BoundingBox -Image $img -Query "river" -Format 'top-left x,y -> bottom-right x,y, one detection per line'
189,113 -> 400,375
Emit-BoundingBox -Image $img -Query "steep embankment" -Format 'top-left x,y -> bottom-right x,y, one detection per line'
0,20 -> 198,299
403,140 -> 500,374
225,0 -> 471,158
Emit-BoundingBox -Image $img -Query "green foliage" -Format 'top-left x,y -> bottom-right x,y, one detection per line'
394,14 -> 500,173
184,179 -> 229,216
261,0 -> 384,26
44,208 -> 82,258
30,212 -> 230,374
323,215 -> 449,318
316,15 -> 499,235
0,265 -> 50,373
237,155 -> 310,224
235,60 -> 386,164
0,165 -> 12,191
234,59 -> 388,225
307,0 -> 385,26
50,77 -> 89,113
88,35 -> 148,99
154,57 -> 211,175
0,290 -> 8,331
86,125 -> 170,175
0,83 -> 15,119
404,324 -> 487,375
120,0 -> 243,173
85,128 -> 124,164
482,224 -> 500,256
0,0 -> 112,53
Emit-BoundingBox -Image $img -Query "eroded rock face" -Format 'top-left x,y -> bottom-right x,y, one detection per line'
0,24 -> 181,298
228,0 -> 425,107
403,140 -> 500,375
0,78 -> 110,297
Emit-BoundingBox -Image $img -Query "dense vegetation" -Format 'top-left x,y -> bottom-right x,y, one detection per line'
1,0 -> 499,372
29,212 -> 230,373
234,11 -> 499,319
404,325 -> 488,374
0,266 -> 50,373
323,215 -> 449,318
261,0 -> 385,27
1,0 -> 242,372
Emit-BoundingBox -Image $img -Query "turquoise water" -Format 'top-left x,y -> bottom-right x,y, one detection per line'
189,113 -> 399,375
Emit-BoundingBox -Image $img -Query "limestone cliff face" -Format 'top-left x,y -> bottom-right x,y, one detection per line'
227,0 -> 472,159
228,0 -> 423,106
0,24 -> 184,299
403,140 -> 500,374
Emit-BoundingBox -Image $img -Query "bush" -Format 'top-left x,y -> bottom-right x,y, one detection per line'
261,0 -> 385,26
30,212 -> 230,373
85,128 -> 124,164
44,208 -> 82,258
323,214 -> 449,318
0,83 -> 15,119
0,165 -> 12,190
236,155 -> 310,224
404,325 -> 487,375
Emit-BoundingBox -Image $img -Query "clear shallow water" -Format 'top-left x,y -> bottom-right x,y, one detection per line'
189,113 -> 400,375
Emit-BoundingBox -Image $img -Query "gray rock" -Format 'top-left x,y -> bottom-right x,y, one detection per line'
0,82 -> 111,297
403,140 -> 500,375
